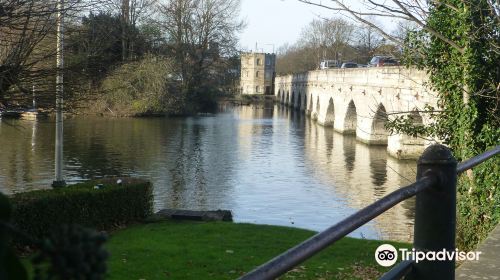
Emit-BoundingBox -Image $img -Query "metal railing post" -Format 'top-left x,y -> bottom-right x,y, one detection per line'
409,144 -> 457,279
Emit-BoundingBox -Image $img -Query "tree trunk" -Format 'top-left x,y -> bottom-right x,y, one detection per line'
121,0 -> 130,61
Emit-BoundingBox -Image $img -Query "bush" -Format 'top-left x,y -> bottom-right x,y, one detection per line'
9,178 -> 153,243
100,55 -> 184,116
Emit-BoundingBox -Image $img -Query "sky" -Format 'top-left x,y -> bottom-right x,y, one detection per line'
238,0 -> 333,52
238,0 -> 397,53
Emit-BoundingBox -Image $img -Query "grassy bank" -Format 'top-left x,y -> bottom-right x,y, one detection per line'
105,221 -> 410,279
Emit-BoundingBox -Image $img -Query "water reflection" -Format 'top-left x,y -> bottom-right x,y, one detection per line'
0,104 -> 417,241
369,146 -> 388,191
299,106 -> 417,241
343,135 -> 356,173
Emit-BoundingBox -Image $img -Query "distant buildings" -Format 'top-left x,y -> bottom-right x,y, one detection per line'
240,52 -> 276,95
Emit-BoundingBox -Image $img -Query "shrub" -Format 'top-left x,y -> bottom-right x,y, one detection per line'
9,178 -> 153,244
100,55 -> 184,116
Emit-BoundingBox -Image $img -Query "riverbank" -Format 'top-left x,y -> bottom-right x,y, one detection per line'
218,94 -> 275,106
0,94 -> 276,119
105,220 -> 410,279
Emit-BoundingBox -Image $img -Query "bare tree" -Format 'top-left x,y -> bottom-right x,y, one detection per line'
297,0 -> 499,55
0,0 -> 100,105
354,21 -> 384,62
99,0 -> 157,60
276,43 -> 317,74
299,18 -> 354,66
0,0 -> 55,101
158,0 -> 244,102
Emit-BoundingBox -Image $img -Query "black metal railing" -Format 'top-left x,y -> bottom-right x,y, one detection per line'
239,144 -> 500,280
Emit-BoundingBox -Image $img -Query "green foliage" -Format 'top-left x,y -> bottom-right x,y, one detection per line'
398,0 -> 499,250
9,179 -> 153,245
457,157 -> 500,250
100,56 -> 183,115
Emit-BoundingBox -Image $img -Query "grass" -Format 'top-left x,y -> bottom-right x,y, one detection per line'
104,221 -> 410,279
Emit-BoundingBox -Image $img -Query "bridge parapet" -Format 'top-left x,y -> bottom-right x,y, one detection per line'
274,67 -> 440,159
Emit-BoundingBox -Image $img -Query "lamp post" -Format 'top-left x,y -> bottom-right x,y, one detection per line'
52,0 -> 65,188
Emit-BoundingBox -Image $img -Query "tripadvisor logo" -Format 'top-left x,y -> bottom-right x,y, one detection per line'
375,244 -> 482,267
375,244 -> 398,267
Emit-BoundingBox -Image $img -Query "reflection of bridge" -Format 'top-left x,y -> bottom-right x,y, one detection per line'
275,67 -> 438,159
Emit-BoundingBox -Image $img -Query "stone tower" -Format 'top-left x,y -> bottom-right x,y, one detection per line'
240,52 -> 276,95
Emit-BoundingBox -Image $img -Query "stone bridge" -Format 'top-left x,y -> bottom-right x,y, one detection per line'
275,67 -> 439,159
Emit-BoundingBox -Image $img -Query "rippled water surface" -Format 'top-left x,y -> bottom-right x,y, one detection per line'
0,103 -> 417,241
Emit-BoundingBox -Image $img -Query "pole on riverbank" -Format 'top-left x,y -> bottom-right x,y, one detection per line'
53,0 -> 65,188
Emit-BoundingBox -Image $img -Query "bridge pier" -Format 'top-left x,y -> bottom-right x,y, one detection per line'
387,134 -> 426,159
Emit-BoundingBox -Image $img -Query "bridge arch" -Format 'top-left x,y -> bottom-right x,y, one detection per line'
371,103 -> 389,145
344,100 -> 357,134
324,97 -> 334,126
277,90 -> 281,102
410,110 -> 423,126
291,91 -> 295,107
286,91 -> 289,105
399,110 -> 425,145
387,109 -> 426,159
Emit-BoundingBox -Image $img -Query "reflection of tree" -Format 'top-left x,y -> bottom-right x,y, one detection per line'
168,125 -> 187,208
0,121 -> 47,193
62,118 -> 164,180
161,115 -> 238,210
65,136 -> 124,179
166,121 -> 214,208
190,124 -> 208,206
0,112 -> 233,211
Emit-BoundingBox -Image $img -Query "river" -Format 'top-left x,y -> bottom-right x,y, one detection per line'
0,103 -> 417,242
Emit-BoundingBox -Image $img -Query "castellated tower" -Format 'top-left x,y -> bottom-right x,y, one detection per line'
240,52 -> 276,95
